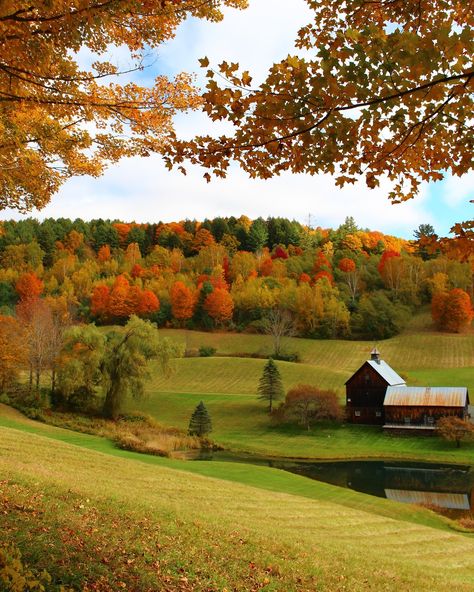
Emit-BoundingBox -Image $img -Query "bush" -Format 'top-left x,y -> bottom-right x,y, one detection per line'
0,542 -> 60,592
279,385 -> 343,430
199,346 -> 217,357
0,393 -> 10,405
272,351 -> 300,363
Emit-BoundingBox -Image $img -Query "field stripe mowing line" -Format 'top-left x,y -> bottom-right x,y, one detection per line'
3,426 -> 474,591
0,411 -> 463,534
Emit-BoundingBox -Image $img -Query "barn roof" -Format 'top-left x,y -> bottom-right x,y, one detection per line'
384,386 -> 469,407
366,360 -> 406,386
384,489 -> 470,510
345,359 -> 406,386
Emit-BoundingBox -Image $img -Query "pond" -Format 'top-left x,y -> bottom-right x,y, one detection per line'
188,450 -> 474,514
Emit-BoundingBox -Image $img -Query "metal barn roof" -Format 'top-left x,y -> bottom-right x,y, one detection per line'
384,386 -> 469,407
366,360 -> 406,386
384,489 -> 471,510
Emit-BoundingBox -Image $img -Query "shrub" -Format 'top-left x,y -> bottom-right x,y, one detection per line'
199,346 -> 217,357
0,542 -> 61,591
280,385 -> 343,430
272,351 -> 300,363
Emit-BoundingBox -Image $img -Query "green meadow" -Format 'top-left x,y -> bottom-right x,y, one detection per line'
1,321 -> 474,590
1,417 -> 474,591
127,324 -> 474,461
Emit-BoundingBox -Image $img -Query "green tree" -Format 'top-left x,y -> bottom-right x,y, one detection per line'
102,316 -> 182,419
248,218 -> 268,252
56,324 -> 106,409
188,401 -> 212,437
351,291 -> 410,339
257,358 -> 284,413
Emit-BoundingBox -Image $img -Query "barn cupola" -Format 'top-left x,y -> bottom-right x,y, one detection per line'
370,347 -> 381,364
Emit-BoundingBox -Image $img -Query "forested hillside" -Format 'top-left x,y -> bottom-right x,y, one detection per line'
1,216 -> 472,341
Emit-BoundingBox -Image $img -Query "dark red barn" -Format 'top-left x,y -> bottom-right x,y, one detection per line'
345,348 -> 406,425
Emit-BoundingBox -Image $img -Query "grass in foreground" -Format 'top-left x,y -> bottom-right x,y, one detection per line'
1,424 -> 474,591
0,404 -> 459,533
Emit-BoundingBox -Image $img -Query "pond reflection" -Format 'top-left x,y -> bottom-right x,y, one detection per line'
190,451 -> 474,513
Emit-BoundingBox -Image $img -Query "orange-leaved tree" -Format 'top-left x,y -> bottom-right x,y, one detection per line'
431,288 -> 474,333
15,272 -> 44,302
0,315 -> 28,391
170,281 -> 196,323
0,0 -> 247,212
167,1 -> 472,219
204,288 -> 234,324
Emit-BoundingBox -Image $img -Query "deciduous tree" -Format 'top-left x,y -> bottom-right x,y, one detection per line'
260,307 -> 297,357
170,281 -> 196,322
0,0 -> 246,211
437,416 -> 474,448
283,384 -> 342,430
101,316 -> 182,419
15,272 -> 44,301
56,324 -> 106,409
169,0 -> 472,218
204,288 -> 234,324
431,288 -> 474,332
0,315 -> 27,391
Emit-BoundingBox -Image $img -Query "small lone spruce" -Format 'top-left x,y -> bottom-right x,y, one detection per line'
258,358 -> 284,413
188,401 -> 212,437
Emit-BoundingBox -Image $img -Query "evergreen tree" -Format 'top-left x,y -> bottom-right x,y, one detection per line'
188,401 -> 212,437
257,358 -> 284,413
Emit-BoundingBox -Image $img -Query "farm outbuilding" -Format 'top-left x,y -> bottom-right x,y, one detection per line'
383,386 -> 470,433
345,348 -> 406,425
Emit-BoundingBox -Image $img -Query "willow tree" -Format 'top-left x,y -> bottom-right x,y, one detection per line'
101,315 -> 183,420
169,1 -> 472,222
0,0 -> 247,211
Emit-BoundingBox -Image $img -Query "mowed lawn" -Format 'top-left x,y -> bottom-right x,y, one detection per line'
2,423 -> 474,591
131,325 -> 474,461
135,390 -> 474,462
159,326 -> 474,373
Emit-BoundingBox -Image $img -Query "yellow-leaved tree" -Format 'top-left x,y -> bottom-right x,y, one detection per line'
0,0 -> 247,211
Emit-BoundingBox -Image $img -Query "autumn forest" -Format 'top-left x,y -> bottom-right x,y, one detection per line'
0,214 -> 472,401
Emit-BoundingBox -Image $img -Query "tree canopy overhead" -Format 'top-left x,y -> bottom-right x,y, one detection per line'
168,0 -> 473,208
0,0 -> 247,212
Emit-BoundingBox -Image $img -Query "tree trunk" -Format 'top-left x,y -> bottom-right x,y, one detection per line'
103,376 -> 122,420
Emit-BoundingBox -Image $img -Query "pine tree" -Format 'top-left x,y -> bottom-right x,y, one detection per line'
258,358 -> 284,413
188,401 -> 212,437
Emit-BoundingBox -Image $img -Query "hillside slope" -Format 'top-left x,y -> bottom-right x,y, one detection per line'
1,425 -> 474,591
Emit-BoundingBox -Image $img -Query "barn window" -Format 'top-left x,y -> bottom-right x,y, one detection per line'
375,411 -> 382,417
364,373 -> 370,383
355,411 -> 361,417
404,417 -> 411,425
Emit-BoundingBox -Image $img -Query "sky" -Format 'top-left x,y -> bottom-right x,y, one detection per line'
1,0 -> 472,239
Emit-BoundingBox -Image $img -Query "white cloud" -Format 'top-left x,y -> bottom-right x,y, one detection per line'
441,170 -> 474,208
6,156 -> 431,239
0,0 -> 470,238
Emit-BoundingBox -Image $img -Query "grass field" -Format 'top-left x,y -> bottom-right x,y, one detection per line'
159,324 -> 474,372
2,419 -> 474,591
121,322 -> 474,461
